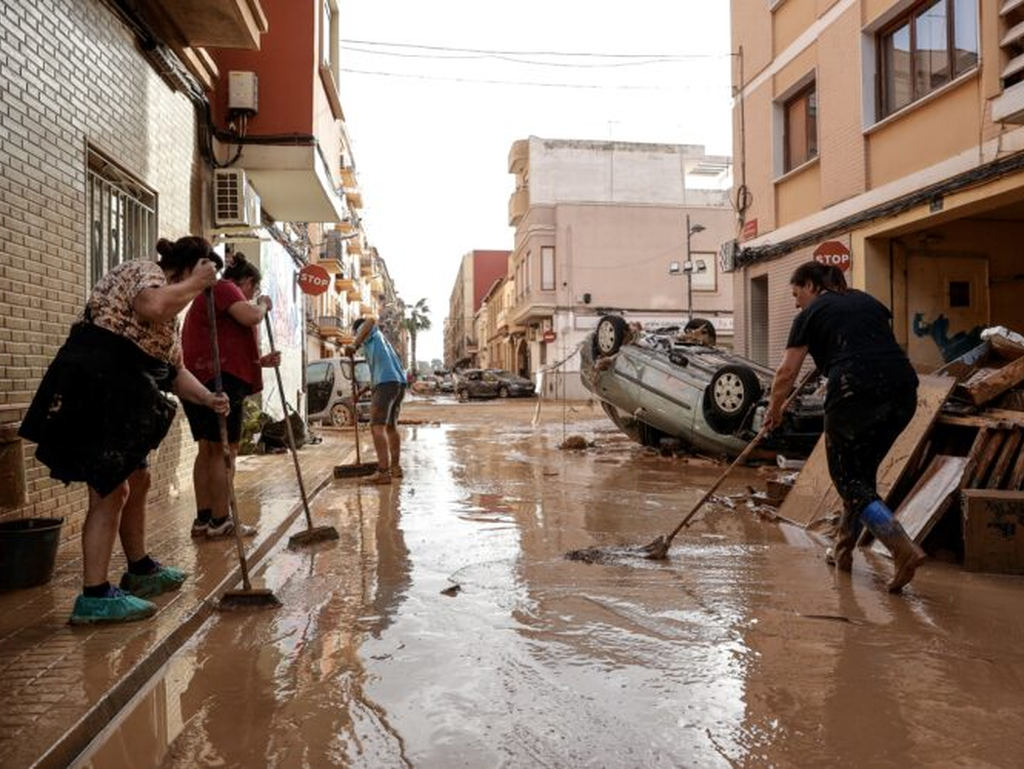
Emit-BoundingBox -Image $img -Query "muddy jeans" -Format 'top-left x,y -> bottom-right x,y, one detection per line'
824,388 -> 917,534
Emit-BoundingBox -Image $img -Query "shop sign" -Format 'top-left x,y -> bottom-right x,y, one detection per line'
542,329 -> 557,343
741,219 -> 758,242
298,263 -> 331,295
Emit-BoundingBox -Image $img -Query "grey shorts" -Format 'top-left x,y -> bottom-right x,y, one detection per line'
370,382 -> 405,426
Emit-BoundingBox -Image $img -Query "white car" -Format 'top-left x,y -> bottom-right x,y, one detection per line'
306,357 -> 372,426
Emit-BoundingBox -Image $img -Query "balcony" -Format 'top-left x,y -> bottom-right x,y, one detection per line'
238,143 -> 347,223
317,257 -> 343,274
508,139 -> 529,174
317,316 -> 345,339
360,258 -> 374,277
346,286 -> 362,302
508,187 -> 529,226
340,166 -> 357,188
150,0 -> 267,50
334,276 -> 356,293
347,237 -> 363,254
345,188 -> 364,209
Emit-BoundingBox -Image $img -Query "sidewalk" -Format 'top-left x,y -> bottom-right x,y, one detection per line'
0,433 -> 355,769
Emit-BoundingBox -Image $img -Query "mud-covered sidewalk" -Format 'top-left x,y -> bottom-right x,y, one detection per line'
0,433 -> 354,769
63,399 -> 1024,769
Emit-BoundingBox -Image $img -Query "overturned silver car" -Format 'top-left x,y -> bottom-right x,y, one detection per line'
580,315 -> 823,458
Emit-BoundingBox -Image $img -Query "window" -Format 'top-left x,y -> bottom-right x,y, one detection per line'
949,280 -> 970,308
87,149 -> 157,290
541,246 -> 555,290
307,361 -> 333,385
526,251 -> 532,294
783,82 -> 817,173
879,0 -> 978,119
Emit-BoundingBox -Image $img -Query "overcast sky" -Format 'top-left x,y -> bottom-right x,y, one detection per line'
340,0 -> 733,362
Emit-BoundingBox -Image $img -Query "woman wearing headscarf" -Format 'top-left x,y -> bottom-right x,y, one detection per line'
181,253 -> 278,538
19,237 -> 229,624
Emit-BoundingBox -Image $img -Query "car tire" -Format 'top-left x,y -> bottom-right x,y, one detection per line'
683,317 -> 717,346
330,403 -> 355,427
457,389 -> 469,402
593,315 -> 628,357
703,364 -> 762,433
498,386 -> 509,398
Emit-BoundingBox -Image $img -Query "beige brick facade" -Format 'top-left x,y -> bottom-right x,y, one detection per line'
0,0 -> 206,541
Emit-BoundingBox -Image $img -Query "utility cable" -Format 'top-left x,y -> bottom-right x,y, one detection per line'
341,44 -> 704,69
340,38 -> 730,59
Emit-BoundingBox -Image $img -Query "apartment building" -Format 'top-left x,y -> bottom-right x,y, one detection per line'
729,0 -> 1023,371
507,136 -> 735,399
0,0 -> 372,539
445,250 -> 510,368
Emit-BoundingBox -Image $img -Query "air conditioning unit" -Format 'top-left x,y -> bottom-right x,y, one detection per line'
213,169 -> 261,227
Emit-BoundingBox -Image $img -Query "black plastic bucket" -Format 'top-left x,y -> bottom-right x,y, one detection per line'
0,517 -> 64,590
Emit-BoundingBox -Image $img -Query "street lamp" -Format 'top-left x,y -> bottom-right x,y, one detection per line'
668,215 -> 707,322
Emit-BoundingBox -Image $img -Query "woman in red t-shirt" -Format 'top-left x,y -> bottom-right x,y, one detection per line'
181,254 -> 280,537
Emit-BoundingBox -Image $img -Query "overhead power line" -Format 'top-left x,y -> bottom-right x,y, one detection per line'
339,67 -> 732,92
341,44 -> 695,68
340,38 -> 729,60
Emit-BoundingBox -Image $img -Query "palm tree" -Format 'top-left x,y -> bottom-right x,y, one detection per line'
403,297 -> 431,380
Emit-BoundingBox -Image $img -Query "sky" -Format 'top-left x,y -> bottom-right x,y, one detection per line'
339,1 -> 734,362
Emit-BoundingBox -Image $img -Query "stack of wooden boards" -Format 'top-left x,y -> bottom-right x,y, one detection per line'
770,333 -> 1024,575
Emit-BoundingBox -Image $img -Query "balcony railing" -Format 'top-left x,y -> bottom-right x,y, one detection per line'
317,316 -> 345,339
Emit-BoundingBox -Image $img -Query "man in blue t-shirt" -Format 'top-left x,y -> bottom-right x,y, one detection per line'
346,317 -> 407,484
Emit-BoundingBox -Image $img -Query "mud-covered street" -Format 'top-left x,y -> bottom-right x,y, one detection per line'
74,399 -> 1024,769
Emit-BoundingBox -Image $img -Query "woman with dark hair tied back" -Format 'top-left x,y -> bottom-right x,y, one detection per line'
763,259 -> 925,593
19,236 -> 230,624
181,251 -> 278,538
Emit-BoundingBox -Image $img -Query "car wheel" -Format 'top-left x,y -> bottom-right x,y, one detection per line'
703,364 -> 762,433
593,315 -> 628,357
637,421 -> 668,449
457,389 -> 469,402
683,317 -> 717,346
330,403 -> 355,427
498,386 -> 509,398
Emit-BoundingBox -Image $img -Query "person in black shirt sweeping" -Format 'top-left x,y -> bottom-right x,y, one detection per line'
763,261 -> 925,593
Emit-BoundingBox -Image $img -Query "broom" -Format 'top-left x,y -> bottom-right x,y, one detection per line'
205,289 -> 281,610
261,314 -> 340,548
568,368 -> 818,563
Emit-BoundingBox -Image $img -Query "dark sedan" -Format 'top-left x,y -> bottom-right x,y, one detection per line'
456,369 -> 536,401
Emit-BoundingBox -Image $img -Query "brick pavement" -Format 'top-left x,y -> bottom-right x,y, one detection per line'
0,433 -> 357,769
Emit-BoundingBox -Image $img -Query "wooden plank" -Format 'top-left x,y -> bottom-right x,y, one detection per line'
963,355 -> 1024,406
777,375 -> 956,529
1008,440 -> 1024,491
960,427 -> 991,488
872,455 -> 968,556
988,334 -> 1024,361
987,429 -> 1023,489
967,430 -> 1006,489
936,413 -> 1024,429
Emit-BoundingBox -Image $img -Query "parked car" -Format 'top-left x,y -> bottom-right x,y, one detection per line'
580,314 -> 823,457
455,368 -> 536,401
306,357 -> 372,426
436,372 -> 454,393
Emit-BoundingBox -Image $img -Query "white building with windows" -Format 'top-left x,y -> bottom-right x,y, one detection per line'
506,136 -> 735,399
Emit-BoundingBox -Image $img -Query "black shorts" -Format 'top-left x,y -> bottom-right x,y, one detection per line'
370,382 -> 405,426
182,372 -> 253,444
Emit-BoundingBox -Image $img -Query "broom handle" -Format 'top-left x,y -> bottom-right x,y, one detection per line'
663,368 -> 819,546
206,289 -> 253,591
263,315 -> 314,528
349,354 -> 362,464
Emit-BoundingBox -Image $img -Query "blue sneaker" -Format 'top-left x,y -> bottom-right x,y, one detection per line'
70,587 -> 156,625
119,562 -> 187,598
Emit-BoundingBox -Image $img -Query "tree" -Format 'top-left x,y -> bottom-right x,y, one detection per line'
403,297 -> 431,380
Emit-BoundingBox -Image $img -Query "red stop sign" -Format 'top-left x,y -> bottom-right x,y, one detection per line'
813,241 -> 851,272
298,264 -> 331,295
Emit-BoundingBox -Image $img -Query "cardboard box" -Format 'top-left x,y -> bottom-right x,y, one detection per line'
961,489 -> 1024,574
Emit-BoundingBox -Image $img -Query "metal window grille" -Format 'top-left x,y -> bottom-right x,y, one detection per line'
87,152 -> 158,289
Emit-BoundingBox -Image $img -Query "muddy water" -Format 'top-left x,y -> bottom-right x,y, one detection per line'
74,411 -> 1024,768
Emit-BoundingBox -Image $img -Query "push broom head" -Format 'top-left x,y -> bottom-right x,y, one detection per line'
288,526 -> 340,548
216,588 -> 281,611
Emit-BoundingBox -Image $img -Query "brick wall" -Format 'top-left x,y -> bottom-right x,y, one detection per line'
0,0 -> 205,542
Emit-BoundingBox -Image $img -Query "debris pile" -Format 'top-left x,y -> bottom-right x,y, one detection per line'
756,328 -> 1024,575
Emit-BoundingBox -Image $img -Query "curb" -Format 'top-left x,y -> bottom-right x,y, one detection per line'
32,450 -> 351,769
